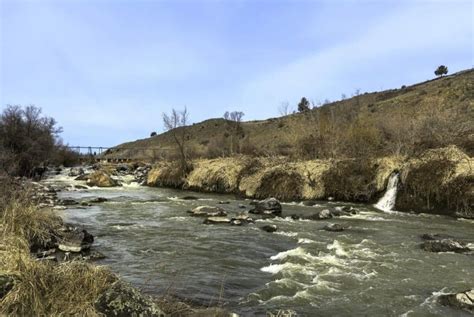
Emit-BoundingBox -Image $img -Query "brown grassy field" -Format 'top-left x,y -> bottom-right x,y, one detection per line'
106,69 -> 473,160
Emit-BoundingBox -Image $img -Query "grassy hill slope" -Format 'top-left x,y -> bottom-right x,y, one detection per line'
105,69 -> 473,160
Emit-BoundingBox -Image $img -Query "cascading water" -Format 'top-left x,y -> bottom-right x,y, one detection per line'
375,172 -> 399,212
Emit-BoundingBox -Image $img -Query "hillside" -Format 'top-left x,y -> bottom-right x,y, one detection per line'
105,69 -> 474,160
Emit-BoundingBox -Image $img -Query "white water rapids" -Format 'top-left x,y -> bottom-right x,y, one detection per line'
375,173 -> 399,212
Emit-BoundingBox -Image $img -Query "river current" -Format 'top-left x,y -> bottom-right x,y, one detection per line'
43,172 -> 474,316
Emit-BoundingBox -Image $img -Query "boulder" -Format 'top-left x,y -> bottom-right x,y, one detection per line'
323,223 -> 347,232
95,280 -> 166,317
421,239 -> 470,253
260,225 -> 278,233
68,167 -> 84,177
59,199 -> 79,206
203,217 -> 231,225
188,206 -> 227,217
87,171 -> 120,187
181,196 -> 199,200
0,275 -> 15,299
438,289 -> 474,312
307,209 -> 333,220
89,197 -> 108,203
249,198 -> 282,216
58,227 -> 94,253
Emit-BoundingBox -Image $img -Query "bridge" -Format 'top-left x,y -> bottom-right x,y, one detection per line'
66,146 -> 168,163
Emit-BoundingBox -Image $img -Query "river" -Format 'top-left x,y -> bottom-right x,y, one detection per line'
43,172 -> 474,316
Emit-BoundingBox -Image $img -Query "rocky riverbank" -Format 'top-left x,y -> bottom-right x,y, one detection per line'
0,178 -> 239,316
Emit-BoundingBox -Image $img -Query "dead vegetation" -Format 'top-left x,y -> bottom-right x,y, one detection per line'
0,180 -> 116,316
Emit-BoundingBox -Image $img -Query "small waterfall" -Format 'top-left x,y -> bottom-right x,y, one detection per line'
375,173 -> 399,212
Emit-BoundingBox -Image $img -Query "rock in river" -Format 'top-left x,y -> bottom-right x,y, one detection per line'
260,225 -> 278,233
86,171 -> 120,187
203,217 -> 231,225
323,223 -> 347,232
421,239 -> 470,253
249,198 -> 282,216
68,167 -> 84,177
438,289 -> 474,312
58,226 -> 94,253
188,206 -> 227,217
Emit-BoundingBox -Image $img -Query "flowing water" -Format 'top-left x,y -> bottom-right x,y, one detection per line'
44,172 -> 474,317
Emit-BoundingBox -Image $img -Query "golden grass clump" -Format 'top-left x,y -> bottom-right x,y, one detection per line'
0,237 -> 116,316
1,187 -> 61,248
0,181 -> 116,316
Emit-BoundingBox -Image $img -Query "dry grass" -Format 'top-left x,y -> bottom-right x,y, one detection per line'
1,188 -> 61,248
0,235 -> 116,316
0,181 -> 116,316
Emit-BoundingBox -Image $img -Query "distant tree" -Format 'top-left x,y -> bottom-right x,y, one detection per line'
150,131 -> 157,137
223,110 -> 245,154
278,102 -> 292,116
297,97 -> 310,112
341,93 -> 347,100
162,107 -> 191,174
434,65 -> 448,77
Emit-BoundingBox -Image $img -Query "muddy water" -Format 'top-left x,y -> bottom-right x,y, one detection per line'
44,173 -> 474,316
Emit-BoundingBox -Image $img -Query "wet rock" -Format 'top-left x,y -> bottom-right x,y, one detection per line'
75,185 -> 89,190
260,225 -> 278,233
323,223 -> 347,232
87,171 -> 121,187
238,204 -> 246,209
249,198 -> 282,216
421,239 -> 470,253
90,197 -> 108,203
230,213 -> 254,225
95,280 -> 166,317
307,209 -> 333,220
58,226 -> 94,253
59,199 -> 80,206
302,200 -> 318,207
81,202 -> 92,207
188,206 -> 227,217
0,275 -> 15,299
218,201 -> 230,205
68,167 -> 84,177
203,217 -> 231,225
181,196 -> 199,200
82,250 -> 106,261
438,289 -> 474,312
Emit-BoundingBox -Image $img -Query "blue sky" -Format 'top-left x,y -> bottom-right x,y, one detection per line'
1,0 -> 472,147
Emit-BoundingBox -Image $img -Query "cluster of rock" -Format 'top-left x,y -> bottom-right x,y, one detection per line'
420,233 -> 472,254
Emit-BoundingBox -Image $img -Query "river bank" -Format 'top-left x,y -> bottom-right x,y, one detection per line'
145,146 -> 472,219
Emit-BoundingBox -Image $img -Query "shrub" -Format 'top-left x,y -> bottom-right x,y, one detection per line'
322,159 -> 379,202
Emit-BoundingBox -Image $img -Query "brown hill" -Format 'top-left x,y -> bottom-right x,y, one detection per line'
105,69 -> 473,160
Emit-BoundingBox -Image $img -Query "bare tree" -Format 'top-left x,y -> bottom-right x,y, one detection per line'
223,110 -> 245,154
278,102 -> 292,116
162,107 -> 191,174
